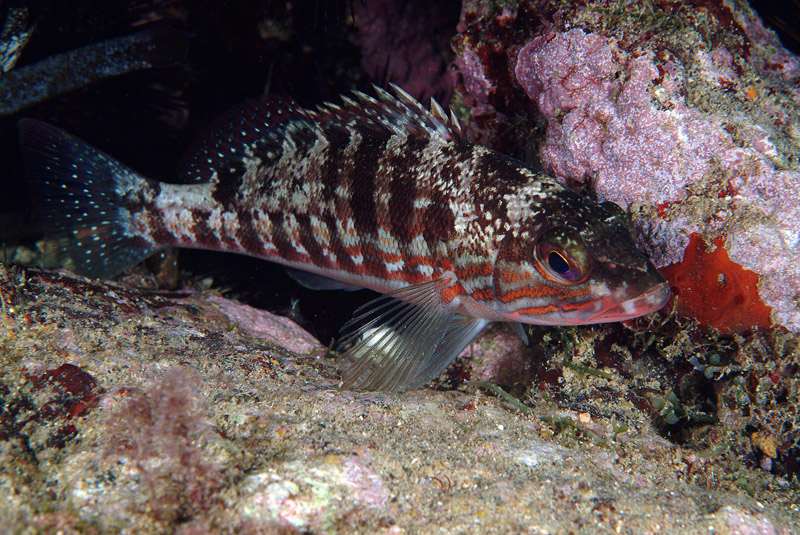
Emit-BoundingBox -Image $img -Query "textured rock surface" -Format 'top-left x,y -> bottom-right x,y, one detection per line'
353,0 -> 456,103
1,264 -> 797,534
451,0 -> 800,333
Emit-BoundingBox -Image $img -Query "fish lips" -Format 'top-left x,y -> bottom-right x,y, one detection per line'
559,281 -> 671,324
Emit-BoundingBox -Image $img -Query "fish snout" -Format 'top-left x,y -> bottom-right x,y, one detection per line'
558,281 -> 670,324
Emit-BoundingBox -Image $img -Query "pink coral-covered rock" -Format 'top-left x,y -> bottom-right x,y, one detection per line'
208,295 -> 322,354
354,0 -> 455,103
236,455 -> 388,531
453,45 -> 496,115
459,323 -> 531,385
515,29 -> 734,206
716,505 -> 786,535
452,1 -> 800,333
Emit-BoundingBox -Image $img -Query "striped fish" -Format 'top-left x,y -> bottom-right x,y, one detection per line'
18,85 -> 669,392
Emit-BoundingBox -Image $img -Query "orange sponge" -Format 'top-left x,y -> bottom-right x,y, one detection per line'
660,234 -> 773,334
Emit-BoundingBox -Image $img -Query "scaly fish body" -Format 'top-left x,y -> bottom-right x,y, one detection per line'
19,86 -> 669,391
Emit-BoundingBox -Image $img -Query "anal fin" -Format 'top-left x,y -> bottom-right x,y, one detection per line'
285,267 -> 362,291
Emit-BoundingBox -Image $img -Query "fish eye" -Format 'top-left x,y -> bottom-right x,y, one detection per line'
536,227 -> 590,283
547,250 -> 570,274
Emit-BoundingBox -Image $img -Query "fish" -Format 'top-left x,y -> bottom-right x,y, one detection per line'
2,25 -> 185,117
18,85 -> 670,392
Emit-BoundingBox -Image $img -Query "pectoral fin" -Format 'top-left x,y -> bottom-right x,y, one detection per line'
339,276 -> 488,392
405,314 -> 489,390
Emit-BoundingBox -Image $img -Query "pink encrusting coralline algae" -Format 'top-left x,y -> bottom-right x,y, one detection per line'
451,1 -> 800,333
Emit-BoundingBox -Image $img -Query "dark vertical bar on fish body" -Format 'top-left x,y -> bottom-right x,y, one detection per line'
266,211 -> 296,262
385,137 -> 428,244
342,127 -> 393,276
235,208 -> 264,255
293,212 -> 328,268
314,126 -> 350,201
189,214 -> 220,250
420,146 -> 460,250
348,142 -> 381,237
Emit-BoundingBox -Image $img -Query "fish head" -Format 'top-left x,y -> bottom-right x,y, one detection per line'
491,189 -> 669,326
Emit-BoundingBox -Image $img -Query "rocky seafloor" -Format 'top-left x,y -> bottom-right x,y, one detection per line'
0,264 -> 798,534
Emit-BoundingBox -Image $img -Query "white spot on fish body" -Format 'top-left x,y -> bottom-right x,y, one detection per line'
322,247 -> 337,264
208,208 -> 223,240
222,211 -> 241,246
384,259 -> 404,272
253,210 -> 278,252
290,186 -> 311,213
413,197 -> 432,209
309,215 -> 331,247
408,234 -> 430,257
415,264 -> 434,277
335,184 -> 351,199
163,208 -> 197,242
283,213 -> 309,256
377,191 -> 391,207
338,218 -> 358,248
377,228 -> 399,254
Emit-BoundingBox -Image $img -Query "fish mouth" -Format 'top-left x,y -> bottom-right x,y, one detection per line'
558,282 -> 671,324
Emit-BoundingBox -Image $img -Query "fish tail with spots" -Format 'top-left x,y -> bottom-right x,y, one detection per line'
19,85 -> 670,392
19,119 -> 159,277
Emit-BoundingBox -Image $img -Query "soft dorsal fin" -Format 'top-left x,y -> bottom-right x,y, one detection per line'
177,96 -> 315,183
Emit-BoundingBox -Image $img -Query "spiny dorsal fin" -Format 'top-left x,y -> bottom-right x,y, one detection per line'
313,84 -> 462,143
430,98 -> 447,121
372,83 -> 462,142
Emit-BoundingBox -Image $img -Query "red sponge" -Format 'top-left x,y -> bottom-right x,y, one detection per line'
660,234 -> 773,334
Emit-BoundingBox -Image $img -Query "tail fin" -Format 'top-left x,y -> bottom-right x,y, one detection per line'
18,119 -> 157,279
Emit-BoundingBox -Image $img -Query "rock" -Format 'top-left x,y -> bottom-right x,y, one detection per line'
451,0 -> 800,334
354,0 -> 455,103
0,264 -> 797,533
